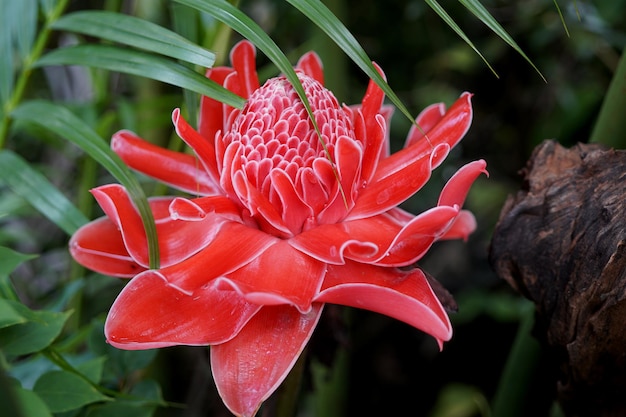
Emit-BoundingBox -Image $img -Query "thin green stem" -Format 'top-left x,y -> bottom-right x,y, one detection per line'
491,302 -> 542,417
589,50 -> 626,147
0,0 -> 70,149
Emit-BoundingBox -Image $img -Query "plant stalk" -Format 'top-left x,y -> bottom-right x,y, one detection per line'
589,50 -> 626,147
0,0 -> 70,149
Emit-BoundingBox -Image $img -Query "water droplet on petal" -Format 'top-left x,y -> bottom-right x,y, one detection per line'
376,189 -> 390,205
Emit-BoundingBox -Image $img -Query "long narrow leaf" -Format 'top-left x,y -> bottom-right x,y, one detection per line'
11,100 -> 160,269
0,150 -> 88,235
173,0 -> 325,127
424,0 -> 498,77
35,45 -> 245,109
52,11 -> 217,69
286,0 -> 416,124
457,0 -> 545,81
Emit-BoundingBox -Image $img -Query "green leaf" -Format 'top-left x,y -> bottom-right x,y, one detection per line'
0,298 -> 27,329
0,246 -> 38,276
0,150 -> 89,235
285,0 -> 416,123
456,0 -> 545,81
12,386 -> 53,417
76,356 -> 107,385
11,100 -> 161,269
33,370 -> 110,413
52,11 -> 216,69
85,402 -> 155,417
0,246 -> 37,300
36,45 -> 244,109
130,379 -> 165,405
0,300 -> 72,356
424,0 -> 498,77
12,0 -> 38,60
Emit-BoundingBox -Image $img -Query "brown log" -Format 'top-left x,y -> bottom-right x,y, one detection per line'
489,140 -> 626,417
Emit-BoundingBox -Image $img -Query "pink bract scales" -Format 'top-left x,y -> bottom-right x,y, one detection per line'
69,40 -> 487,417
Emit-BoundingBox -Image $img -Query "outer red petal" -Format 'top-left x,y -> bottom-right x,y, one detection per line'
440,209 -> 477,240
199,66 -> 234,142
160,222 -> 278,292
111,130 -> 218,195
91,185 -> 235,268
438,159 -> 488,207
105,270 -> 260,349
172,108 -> 221,185
211,304 -> 324,417
230,40 -> 260,99
69,217 -> 144,278
315,262 -> 451,348
291,206 -> 459,267
373,92 -> 473,182
296,51 -> 324,85
404,102 -> 447,148
346,142 -> 450,220
216,240 -> 326,313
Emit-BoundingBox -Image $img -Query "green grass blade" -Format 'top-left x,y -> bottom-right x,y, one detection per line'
52,10 -> 216,69
286,0 -> 416,123
11,100 -> 160,269
457,0 -> 546,81
35,45 -> 245,109
552,0 -> 571,37
174,0 -> 320,121
0,150 -> 88,235
425,0 -> 498,77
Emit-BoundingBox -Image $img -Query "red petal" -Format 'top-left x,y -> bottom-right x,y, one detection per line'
231,170 -> 293,238
161,222 -> 278,292
230,40 -> 260,99
105,270 -> 260,349
375,92 -> 473,182
290,206 -> 459,267
172,108 -> 221,184
359,112 -> 386,184
440,209 -> 477,240
347,142 -> 450,220
317,135 -> 363,224
404,102 -> 447,148
211,304 -> 323,417
199,66 -> 234,142
438,159 -> 488,207
111,130 -> 218,195
271,169 -> 313,234
297,51 -> 324,85
216,240 -> 326,313
69,217 -> 144,278
92,185 -> 236,268
316,262 -> 451,348
169,195 -> 241,222
360,63 -> 386,136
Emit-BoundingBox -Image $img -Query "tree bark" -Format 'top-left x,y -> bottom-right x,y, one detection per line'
489,140 -> 626,417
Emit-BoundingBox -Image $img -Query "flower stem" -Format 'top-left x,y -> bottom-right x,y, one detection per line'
490,301 -> 542,417
589,50 -> 626,147
0,0 -> 70,149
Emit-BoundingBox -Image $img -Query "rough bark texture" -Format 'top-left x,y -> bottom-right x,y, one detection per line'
489,140 -> 626,417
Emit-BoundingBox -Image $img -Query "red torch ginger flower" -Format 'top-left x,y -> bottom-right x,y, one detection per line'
70,40 -> 487,417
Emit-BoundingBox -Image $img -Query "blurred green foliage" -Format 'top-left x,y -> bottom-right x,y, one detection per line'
0,0 -> 624,416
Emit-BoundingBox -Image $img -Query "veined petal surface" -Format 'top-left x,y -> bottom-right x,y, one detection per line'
316,262 -> 451,348
211,304 -> 323,417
